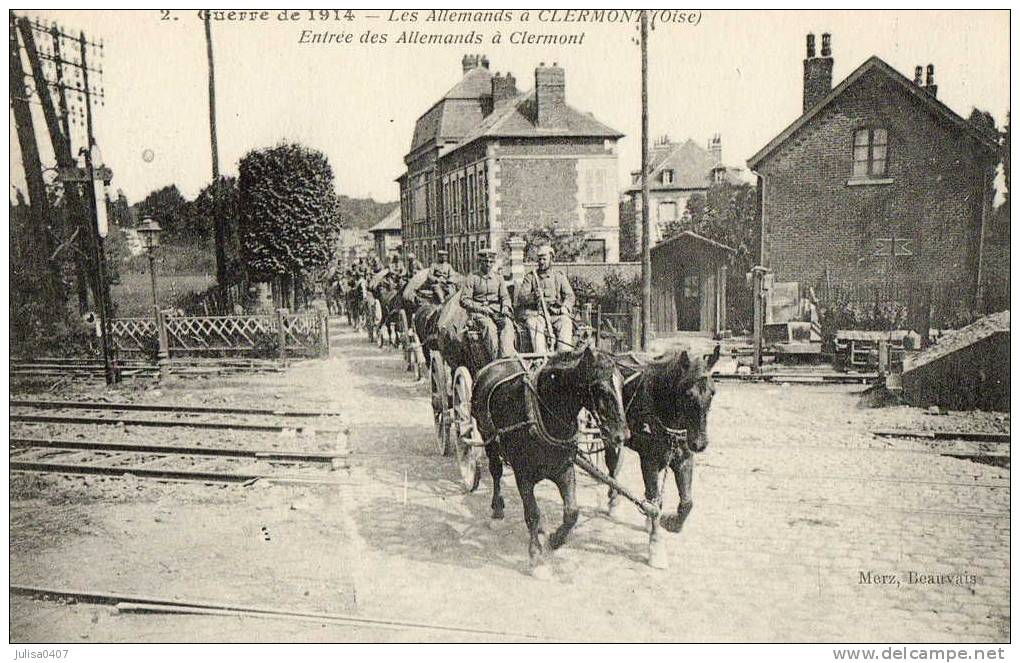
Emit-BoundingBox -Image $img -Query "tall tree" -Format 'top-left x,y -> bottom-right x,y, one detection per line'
238,143 -> 342,299
134,184 -> 191,241
192,176 -> 241,278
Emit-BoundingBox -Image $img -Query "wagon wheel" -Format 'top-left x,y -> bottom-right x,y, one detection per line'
450,366 -> 483,492
429,352 -> 450,456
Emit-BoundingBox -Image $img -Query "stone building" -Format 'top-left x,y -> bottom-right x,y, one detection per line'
747,34 -> 1000,317
619,135 -> 742,259
398,55 -> 624,272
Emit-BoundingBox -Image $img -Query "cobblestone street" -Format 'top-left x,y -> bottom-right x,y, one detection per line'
9,324 -> 1010,642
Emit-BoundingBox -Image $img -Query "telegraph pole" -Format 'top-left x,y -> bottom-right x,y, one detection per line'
9,17 -> 58,302
205,14 -> 228,289
639,10 -> 651,351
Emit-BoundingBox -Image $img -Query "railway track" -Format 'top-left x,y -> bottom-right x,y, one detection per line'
10,399 -> 344,418
9,437 -> 347,485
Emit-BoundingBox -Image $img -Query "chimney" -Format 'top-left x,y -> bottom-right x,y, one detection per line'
803,32 -> 834,112
480,55 -> 490,69
535,62 -> 566,128
924,63 -> 937,98
708,134 -> 722,165
914,66 -> 923,86
491,71 -> 517,105
461,54 -> 479,74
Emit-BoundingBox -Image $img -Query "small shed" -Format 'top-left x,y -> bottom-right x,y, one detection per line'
650,231 -> 734,336
368,207 -> 402,260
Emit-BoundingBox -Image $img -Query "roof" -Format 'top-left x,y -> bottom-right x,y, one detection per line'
651,231 -> 735,256
447,89 -> 623,157
368,207 -> 401,234
748,56 -> 1000,170
409,67 -> 493,156
626,139 -> 736,193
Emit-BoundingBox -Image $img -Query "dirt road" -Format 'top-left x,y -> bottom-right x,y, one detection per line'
10,324 -> 1010,642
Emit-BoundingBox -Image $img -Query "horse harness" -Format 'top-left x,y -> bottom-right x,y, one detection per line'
484,357 -> 609,455
619,364 -> 690,459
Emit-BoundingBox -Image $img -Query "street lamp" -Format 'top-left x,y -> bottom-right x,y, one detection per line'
137,217 -> 170,379
137,217 -> 162,309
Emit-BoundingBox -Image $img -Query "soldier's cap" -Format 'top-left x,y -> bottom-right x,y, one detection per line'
437,249 -> 449,256
536,244 -> 555,257
477,248 -> 497,258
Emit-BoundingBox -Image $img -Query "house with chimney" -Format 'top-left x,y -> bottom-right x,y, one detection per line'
619,134 -> 743,260
747,34 -> 1000,323
398,54 -> 624,272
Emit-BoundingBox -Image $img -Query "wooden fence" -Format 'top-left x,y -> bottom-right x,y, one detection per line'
110,310 -> 327,359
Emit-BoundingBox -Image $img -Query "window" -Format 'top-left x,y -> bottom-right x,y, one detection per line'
658,201 -> 678,223
712,168 -> 726,184
852,128 -> 888,178
662,169 -> 675,185
582,165 -> 607,206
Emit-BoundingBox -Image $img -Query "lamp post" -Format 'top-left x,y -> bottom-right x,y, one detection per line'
137,217 -> 162,308
137,217 -> 169,379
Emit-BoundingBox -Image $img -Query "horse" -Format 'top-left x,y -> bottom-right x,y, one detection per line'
370,275 -> 407,348
604,346 -> 720,569
343,276 -> 366,330
472,345 -> 630,578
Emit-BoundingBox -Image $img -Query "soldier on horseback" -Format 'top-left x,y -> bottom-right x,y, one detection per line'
460,248 -> 516,359
516,244 -> 576,353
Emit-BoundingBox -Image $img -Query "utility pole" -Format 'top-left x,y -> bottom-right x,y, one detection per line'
17,15 -> 116,383
639,10 -> 652,351
9,17 -> 59,303
205,14 -> 228,289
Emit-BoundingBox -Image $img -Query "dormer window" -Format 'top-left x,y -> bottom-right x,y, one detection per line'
712,168 -> 726,184
852,128 -> 888,178
662,169 -> 675,185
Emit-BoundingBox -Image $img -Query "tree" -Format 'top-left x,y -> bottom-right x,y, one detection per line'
663,181 -> 760,330
133,184 -> 192,241
238,143 -> 342,299
503,223 -> 590,262
192,176 -> 241,280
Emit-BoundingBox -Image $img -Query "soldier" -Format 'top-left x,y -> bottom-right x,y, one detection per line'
460,248 -> 516,359
406,252 -> 425,276
516,244 -> 576,352
421,249 -> 456,303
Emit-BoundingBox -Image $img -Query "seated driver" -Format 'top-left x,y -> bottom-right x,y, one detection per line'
459,248 -> 516,359
420,249 -> 456,303
515,244 -> 575,353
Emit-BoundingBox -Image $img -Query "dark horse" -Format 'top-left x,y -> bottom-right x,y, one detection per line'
370,277 -> 407,347
605,346 -> 720,569
472,345 -> 630,578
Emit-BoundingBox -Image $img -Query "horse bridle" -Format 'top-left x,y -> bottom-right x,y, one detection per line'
621,367 -> 696,456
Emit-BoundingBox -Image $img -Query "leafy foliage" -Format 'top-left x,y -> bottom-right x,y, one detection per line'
133,184 -> 193,241
238,142 -> 342,279
191,176 -> 242,279
502,224 -> 590,262
336,195 -> 398,230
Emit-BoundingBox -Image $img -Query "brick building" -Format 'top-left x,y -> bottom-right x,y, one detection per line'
747,34 -> 1000,316
398,55 -> 624,273
620,135 -> 742,259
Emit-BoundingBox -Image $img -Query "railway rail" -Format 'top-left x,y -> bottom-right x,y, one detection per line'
10,399 -> 344,418
10,412 -> 338,434
9,437 -> 346,485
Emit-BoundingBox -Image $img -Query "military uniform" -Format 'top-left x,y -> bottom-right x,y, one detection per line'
423,259 -> 456,303
516,259 -> 576,353
460,268 -> 516,359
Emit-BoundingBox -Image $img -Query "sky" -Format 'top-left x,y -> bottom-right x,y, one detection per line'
10,9 -> 1010,206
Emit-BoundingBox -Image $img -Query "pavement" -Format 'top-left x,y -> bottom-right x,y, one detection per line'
8,319 -> 1010,642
